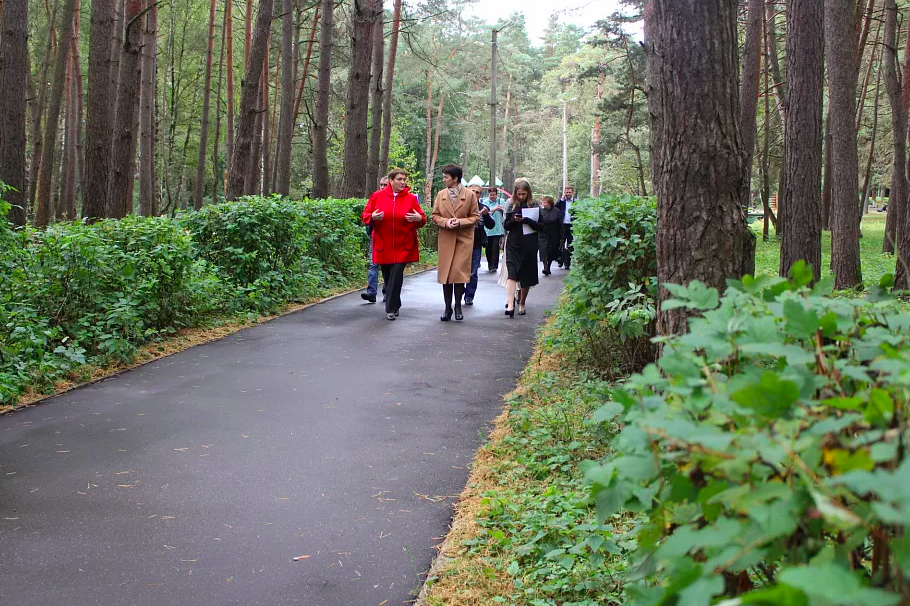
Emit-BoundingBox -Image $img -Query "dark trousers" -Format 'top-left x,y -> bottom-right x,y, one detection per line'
561,225 -> 573,268
380,263 -> 406,314
465,246 -> 483,301
485,236 -> 501,270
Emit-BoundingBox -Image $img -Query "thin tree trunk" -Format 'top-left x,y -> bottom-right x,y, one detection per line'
365,2 -> 384,192
760,7 -> 778,240
84,0 -> 116,220
269,49 -> 280,192
779,0 -> 825,281
27,0 -> 61,219
226,0 -> 235,181
212,6 -> 226,203
275,0 -> 295,195
591,71 -> 604,198
228,0 -> 274,200
139,2 -> 158,216
35,0 -> 78,227
740,0 -> 763,209
194,0 -> 219,210
245,62 -> 265,195
71,15 -> 86,210
59,58 -> 77,220
0,0 -> 29,226
379,0 -> 401,176
422,69 -> 434,202
860,43 -> 883,225
827,0 -> 862,289
245,0 -> 254,66
109,0 -> 125,133
647,0 -> 756,337
108,0 -> 145,218
427,92 -> 445,194
261,53 -> 272,195
311,0 -> 333,199
292,3 -> 320,123
883,0 -> 903,255
821,110 -> 832,230
340,0 -> 381,198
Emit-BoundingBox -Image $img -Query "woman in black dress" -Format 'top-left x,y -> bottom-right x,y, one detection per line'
503,179 -> 540,317
537,196 -> 564,275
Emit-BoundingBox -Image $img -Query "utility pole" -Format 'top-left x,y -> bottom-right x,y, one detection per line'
489,27 -> 500,192
562,100 -> 569,193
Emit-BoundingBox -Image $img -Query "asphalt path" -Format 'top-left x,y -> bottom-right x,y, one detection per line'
0,260 -> 565,606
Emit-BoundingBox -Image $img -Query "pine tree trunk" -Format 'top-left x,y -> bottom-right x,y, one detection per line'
84,0 -> 117,219
245,0 -> 254,67
860,44 -> 883,225
365,3 -> 384,192
340,0 -> 381,199
740,0 -> 763,209
245,59 -> 266,196
60,59 -> 78,220
827,0 -> 862,289
883,0 -> 904,256
108,0 -> 144,218
379,0 -> 401,176
646,0 -> 756,337
226,0 -> 235,180
292,3 -> 320,124
422,68 -> 434,201
109,0 -> 125,134
275,0 -> 295,196
227,0 -> 274,200
212,8 -> 226,203
779,0 -> 825,280
36,0 -> 78,227
0,0 -> 29,226
194,0 -> 219,210
140,3 -> 158,216
311,0 -> 333,199
27,0 -> 61,221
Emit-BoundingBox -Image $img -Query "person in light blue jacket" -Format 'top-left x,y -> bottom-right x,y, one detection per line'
481,187 -> 506,272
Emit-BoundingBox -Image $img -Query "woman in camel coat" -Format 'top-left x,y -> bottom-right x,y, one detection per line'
431,165 -> 480,321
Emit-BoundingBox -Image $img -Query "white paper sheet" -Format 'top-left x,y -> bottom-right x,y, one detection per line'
521,207 -> 539,235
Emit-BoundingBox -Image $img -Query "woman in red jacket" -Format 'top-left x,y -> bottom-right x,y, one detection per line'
361,169 -> 427,320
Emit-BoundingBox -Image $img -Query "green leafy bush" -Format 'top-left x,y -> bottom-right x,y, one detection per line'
584,265 -> 910,605
550,195 -> 657,374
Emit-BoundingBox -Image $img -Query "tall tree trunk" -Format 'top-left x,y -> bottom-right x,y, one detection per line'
426,92 -> 445,197
422,69 -> 434,202
245,59 -> 266,196
860,43 -> 883,224
35,0 -> 78,227
895,12 -> 910,287
108,0 -> 144,218
60,59 -> 78,220
27,0 -> 61,221
194,0 -> 218,210
212,6 -> 226,203
71,16 -> 86,210
227,0 -> 274,200
883,0 -> 904,256
591,71 -> 605,198
245,0 -> 254,66
292,3 -> 320,124
226,0 -> 235,180
759,7 -> 778,240
261,54 -> 272,195
275,0 -> 295,196
311,0 -> 333,199
647,0 -> 756,337
140,2 -> 158,216
379,0 -> 402,176
821,109 -> 832,230
0,0 -> 29,226
365,3 -> 384,193
109,0 -> 125,133
340,0 -> 381,199
779,0 -> 825,280
84,0 -> 116,220
740,0 -> 763,209
827,0 -> 862,289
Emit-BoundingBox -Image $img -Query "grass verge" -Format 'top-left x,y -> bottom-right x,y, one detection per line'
419,320 -> 631,606
1,257 -> 437,415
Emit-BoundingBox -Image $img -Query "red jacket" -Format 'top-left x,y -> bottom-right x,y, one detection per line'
362,185 -> 427,264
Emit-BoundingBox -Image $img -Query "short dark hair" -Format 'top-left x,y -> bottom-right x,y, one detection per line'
442,165 -> 463,182
387,169 -> 407,182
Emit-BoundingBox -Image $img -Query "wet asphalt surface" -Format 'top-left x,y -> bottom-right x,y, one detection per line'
0,261 -> 566,606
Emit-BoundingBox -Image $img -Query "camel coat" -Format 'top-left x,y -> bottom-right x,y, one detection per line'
432,187 -> 480,284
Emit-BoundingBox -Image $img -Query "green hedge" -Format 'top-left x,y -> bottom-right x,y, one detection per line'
0,196 -> 388,405
549,194 -> 657,375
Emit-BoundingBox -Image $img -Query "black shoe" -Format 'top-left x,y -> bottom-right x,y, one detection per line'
464,299 -> 473,306
394,309 -> 400,316
386,313 -> 396,321
361,292 -> 376,303
543,269 -> 551,276
504,308 -> 514,318
454,305 -> 463,321
440,308 -> 453,321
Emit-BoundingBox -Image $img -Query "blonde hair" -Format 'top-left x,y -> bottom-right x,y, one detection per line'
510,178 -> 534,210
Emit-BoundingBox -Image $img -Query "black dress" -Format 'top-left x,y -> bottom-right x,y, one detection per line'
504,205 -> 540,287
538,206 -> 564,265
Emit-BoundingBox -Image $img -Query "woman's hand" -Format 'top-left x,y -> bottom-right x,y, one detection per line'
371,209 -> 384,222
405,210 -> 422,223
446,217 -> 459,229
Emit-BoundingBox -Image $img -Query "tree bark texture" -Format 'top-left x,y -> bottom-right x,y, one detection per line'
225,0 -> 235,177
227,0 -> 274,200
108,0 -> 144,218
35,0 -> 78,227
84,0 -> 116,219
379,0 -> 402,176
213,9 -> 226,202
366,3 -> 384,193
826,0 -> 862,289
311,0 -> 333,199
275,0 -> 295,196
779,0 -> 824,281
245,60 -> 265,195
645,0 -> 756,337
883,0 -> 904,256
140,3 -> 158,216
740,0 -> 763,209
340,0 -> 381,199
0,0 -> 29,226
194,0 -> 219,210
27,0 -> 60,220
292,3 -> 320,124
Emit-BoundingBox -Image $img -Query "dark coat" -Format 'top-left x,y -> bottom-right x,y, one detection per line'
504,203 -> 540,287
538,205 -> 564,262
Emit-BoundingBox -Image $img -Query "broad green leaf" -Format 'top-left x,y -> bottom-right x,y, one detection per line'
730,372 -> 800,418
592,401 -> 624,423
778,562 -> 900,605
784,299 -> 820,337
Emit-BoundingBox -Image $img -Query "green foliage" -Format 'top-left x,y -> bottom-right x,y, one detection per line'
585,273 -> 910,605
549,194 -> 657,374
0,197 -> 386,405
